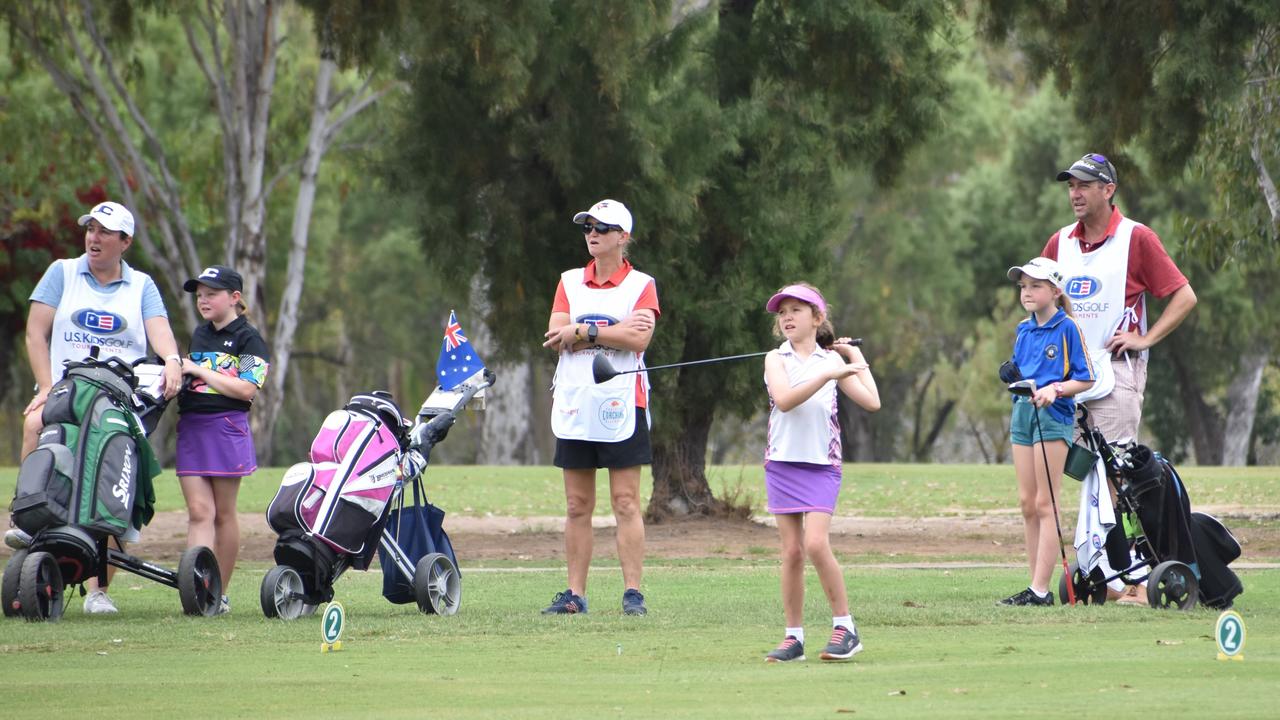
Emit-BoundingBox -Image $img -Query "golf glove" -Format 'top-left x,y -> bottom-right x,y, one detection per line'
998,360 -> 1023,384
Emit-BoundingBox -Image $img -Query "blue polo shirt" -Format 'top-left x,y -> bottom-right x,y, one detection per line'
1011,308 -> 1095,424
30,255 -> 168,319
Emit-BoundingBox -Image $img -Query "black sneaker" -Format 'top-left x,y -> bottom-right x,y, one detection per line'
765,636 -> 805,663
999,588 -> 1054,607
541,589 -> 588,614
622,588 -> 647,616
819,626 -> 863,661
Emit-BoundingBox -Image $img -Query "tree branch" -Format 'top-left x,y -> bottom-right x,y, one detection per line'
322,79 -> 403,149
76,0 -> 202,279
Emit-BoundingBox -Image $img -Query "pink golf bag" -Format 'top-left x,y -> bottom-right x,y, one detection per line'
267,393 -> 409,556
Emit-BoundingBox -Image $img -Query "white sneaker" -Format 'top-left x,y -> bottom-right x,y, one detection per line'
4,528 -> 32,550
216,595 -> 231,615
84,590 -> 119,614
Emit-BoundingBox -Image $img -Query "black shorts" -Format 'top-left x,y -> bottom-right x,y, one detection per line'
554,408 -> 651,469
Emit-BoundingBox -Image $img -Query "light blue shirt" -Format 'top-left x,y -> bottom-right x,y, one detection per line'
30,255 -> 168,319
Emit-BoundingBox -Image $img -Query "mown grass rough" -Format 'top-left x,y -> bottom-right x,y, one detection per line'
0,564 -> 1275,718
2,463 -> 1275,517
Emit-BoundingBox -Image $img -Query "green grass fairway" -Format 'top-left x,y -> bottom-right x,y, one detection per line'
2,463 -> 1276,517
2,462 -> 1276,716
0,564 -> 1274,718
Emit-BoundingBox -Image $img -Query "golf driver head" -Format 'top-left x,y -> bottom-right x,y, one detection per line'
592,353 -> 620,384
1008,378 -> 1037,397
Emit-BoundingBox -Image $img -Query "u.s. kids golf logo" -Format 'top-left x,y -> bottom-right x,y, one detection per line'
1066,276 -> 1102,300
73,309 -> 127,334
1066,275 -> 1109,317
63,308 -> 137,350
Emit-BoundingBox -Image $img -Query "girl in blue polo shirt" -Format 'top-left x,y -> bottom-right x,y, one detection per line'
1001,257 -> 1094,607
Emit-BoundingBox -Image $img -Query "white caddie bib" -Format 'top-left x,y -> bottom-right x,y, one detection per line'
48,258 -> 148,381
1056,218 -> 1141,402
551,267 -> 653,442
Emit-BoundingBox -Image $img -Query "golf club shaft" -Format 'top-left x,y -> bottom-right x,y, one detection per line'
1032,404 -> 1076,606
607,338 -> 863,378
606,351 -> 770,377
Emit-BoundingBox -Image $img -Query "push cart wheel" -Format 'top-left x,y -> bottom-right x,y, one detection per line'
414,553 -> 460,616
1147,560 -> 1199,611
18,551 -> 64,622
299,603 -> 319,617
261,565 -> 307,620
178,546 -> 223,617
3,550 -> 29,617
1057,561 -> 1107,606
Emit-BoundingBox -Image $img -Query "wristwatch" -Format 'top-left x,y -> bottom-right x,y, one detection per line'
165,354 -> 182,364
586,323 -> 599,344
1053,382 -> 1064,398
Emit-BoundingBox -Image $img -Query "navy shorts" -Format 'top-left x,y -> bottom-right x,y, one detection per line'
554,408 -> 651,469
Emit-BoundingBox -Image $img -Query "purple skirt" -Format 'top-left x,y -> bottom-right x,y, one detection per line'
175,410 -> 258,478
764,460 -> 841,515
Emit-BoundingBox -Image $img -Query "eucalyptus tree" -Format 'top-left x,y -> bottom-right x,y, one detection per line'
1,0 -> 401,455
979,0 -> 1280,464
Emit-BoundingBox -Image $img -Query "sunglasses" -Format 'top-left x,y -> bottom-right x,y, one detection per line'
580,222 -> 622,235
1087,153 -> 1109,164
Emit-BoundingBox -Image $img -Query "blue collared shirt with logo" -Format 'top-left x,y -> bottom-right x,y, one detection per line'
1011,308 -> 1095,425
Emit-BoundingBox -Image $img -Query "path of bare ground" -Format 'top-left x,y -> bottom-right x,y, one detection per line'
23,506 -> 1274,567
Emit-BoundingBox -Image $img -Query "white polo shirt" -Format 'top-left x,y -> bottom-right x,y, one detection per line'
764,341 -> 841,466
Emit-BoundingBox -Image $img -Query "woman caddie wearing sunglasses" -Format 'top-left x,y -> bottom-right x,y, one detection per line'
541,199 -> 659,617
1041,153 -> 1196,445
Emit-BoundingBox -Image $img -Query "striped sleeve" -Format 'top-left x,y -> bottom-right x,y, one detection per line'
1063,317 -> 1095,382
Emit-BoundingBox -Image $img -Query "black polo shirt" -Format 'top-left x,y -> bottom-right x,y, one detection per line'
178,314 -> 270,414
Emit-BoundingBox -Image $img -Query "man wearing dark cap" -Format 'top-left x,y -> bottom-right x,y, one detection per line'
1041,153 -> 1197,443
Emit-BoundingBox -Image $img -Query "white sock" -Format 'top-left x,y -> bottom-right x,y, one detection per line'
833,615 -> 855,633
1030,586 -> 1050,598
786,627 -> 805,644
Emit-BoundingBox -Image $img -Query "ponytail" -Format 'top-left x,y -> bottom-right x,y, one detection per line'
1056,290 -> 1074,317
816,317 -> 836,349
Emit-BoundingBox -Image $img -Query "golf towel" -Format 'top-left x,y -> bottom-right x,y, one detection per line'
1074,457 -> 1116,573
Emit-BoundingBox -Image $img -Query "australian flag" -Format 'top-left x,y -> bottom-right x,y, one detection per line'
436,310 -> 486,391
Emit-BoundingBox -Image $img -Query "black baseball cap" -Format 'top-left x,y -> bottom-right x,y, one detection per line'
184,265 -> 244,293
1056,153 -> 1118,185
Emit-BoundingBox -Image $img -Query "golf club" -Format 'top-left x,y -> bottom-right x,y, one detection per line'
592,338 -> 862,384
1009,378 -> 1077,606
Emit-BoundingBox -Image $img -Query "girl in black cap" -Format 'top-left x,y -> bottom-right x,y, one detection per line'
175,265 -> 269,614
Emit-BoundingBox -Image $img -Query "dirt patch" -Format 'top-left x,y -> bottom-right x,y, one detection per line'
21,508 -> 1274,566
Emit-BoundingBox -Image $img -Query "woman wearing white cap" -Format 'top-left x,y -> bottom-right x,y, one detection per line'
541,199 -> 659,616
9,199 -> 183,614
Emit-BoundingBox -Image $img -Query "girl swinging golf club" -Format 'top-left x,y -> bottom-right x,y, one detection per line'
1001,258 -> 1095,607
761,283 -> 879,663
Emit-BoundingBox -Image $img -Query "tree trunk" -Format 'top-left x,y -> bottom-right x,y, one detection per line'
839,396 -> 880,462
649,402 -> 726,521
255,53 -> 333,458
467,277 -> 536,463
227,0 -> 278,334
648,327 -> 729,521
1221,349 -> 1269,466
1167,334 -> 1224,465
